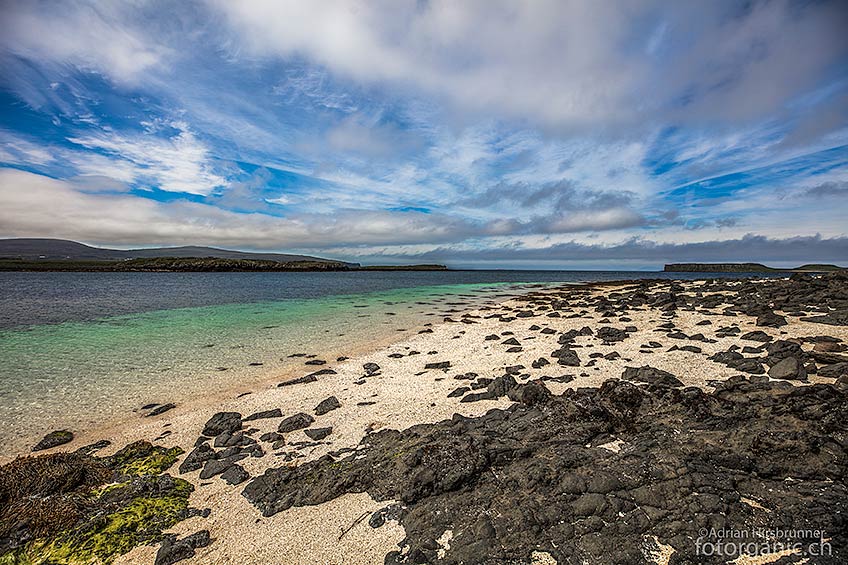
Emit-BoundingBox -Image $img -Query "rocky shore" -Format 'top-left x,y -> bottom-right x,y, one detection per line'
2,272 -> 847,564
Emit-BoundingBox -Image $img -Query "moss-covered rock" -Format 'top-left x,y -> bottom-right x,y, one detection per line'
0,441 -> 200,565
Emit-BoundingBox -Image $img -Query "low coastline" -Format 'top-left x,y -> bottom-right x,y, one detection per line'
3,273 -> 847,564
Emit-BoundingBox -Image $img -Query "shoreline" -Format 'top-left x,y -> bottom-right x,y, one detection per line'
3,273 -> 847,564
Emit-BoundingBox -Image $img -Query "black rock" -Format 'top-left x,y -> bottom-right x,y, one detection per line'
486,374 -> 518,397
220,464 -> 250,485
819,362 -> 848,378
448,387 -> 470,398
146,403 -> 176,417
304,359 -> 326,365
304,427 -> 333,441
278,413 -> 315,434
199,459 -> 232,479
741,330 -> 773,342
242,377 -> 848,564
363,363 -> 381,376
596,327 -> 629,342
551,347 -> 580,367
155,530 -> 211,565
768,357 -> 807,381
757,312 -> 788,328
531,357 -> 550,369
424,361 -> 451,370
32,430 -> 74,451
314,396 -> 341,416
179,443 -> 216,474
202,412 -> 242,437
243,408 -> 283,422
621,366 -> 684,387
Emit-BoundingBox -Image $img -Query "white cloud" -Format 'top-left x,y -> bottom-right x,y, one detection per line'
66,121 -> 227,195
0,1 -> 165,83
211,0 -> 848,131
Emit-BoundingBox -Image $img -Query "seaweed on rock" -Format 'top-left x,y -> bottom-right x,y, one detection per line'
0,441 -> 199,565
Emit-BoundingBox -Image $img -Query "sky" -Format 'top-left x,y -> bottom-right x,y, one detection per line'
0,0 -> 847,269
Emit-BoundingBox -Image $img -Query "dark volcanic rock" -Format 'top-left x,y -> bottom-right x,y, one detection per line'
220,465 -> 250,486
740,330 -> 773,342
242,408 -> 283,422
155,530 -> 211,565
304,427 -> 333,441
314,396 -> 341,416
363,363 -> 381,376
551,347 -> 580,367
146,403 -> 176,417
243,378 -> 848,564
32,430 -> 74,451
278,413 -> 315,434
768,357 -> 807,381
820,362 -> 848,378
756,311 -> 787,328
424,361 -> 451,370
621,366 -> 684,387
179,443 -> 215,474
596,327 -> 629,342
202,412 -> 242,437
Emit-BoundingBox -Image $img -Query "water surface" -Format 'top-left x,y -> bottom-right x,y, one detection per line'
0,270 -> 781,454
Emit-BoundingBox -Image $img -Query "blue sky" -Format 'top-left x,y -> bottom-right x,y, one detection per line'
0,0 -> 847,269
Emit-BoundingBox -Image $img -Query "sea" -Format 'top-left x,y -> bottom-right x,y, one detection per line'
0,270 -> 782,455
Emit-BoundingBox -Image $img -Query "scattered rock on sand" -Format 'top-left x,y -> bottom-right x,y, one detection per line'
314,396 -> 341,415
32,430 -> 74,451
596,327 -> 629,342
155,530 -> 211,565
768,357 -> 807,381
278,413 -> 315,434
304,427 -> 333,441
621,366 -> 684,387
202,412 -> 242,437
220,464 -> 250,486
243,408 -> 283,422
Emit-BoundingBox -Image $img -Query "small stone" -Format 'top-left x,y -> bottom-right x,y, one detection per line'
32,430 -> 73,451
314,396 -> 341,416
243,408 -> 283,422
278,412 -> 315,433
768,357 -> 807,381
202,412 -> 242,437
304,427 -> 333,441
221,464 -> 250,485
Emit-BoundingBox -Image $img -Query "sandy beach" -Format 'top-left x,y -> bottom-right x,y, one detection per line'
3,273 -> 847,565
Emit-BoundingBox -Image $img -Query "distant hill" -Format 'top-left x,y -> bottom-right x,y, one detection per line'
0,238 -> 356,266
664,262 -> 845,273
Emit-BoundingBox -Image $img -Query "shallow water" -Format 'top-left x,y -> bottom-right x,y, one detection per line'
0,270 -> 780,454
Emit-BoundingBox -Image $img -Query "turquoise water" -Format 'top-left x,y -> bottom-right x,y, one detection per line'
0,281 -> 538,454
0,269 -> 776,454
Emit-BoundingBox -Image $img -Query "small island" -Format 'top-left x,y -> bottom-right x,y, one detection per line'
0,239 -> 448,272
664,262 -> 845,273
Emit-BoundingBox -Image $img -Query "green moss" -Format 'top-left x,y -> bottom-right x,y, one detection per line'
116,446 -> 184,476
3,478 -> 193,565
